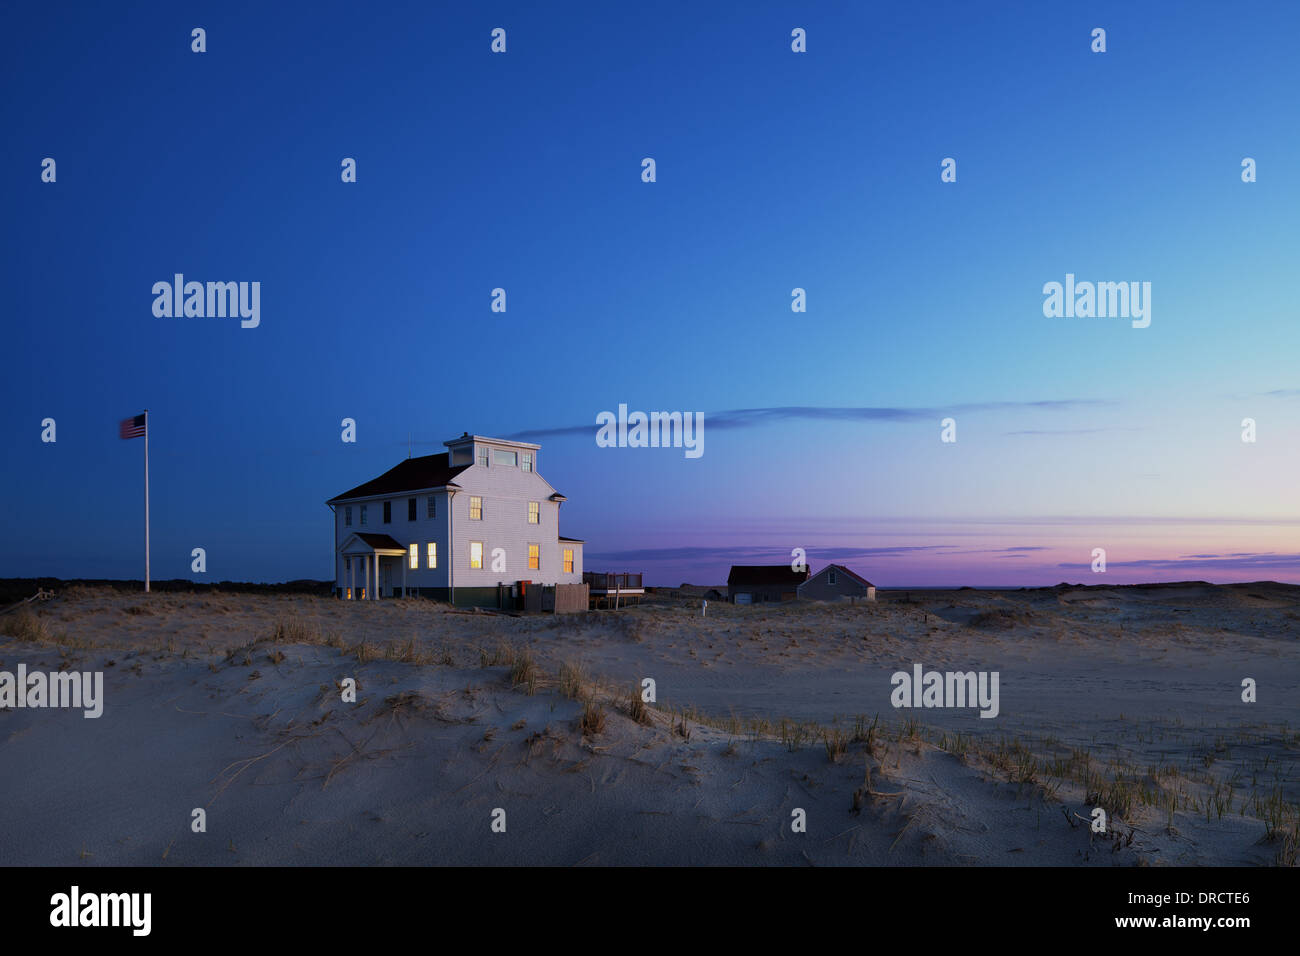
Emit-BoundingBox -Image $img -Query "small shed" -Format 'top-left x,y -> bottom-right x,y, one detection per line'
727,565 -> 809,604
797,564 -> 876,602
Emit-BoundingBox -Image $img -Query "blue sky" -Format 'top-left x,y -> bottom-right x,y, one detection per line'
3,0 -> 1298,586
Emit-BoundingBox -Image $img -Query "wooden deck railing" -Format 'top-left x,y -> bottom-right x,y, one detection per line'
583,572 -> 643,590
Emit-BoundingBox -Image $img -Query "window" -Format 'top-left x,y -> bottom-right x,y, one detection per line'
427,496 -> 436,519
528,501 -> 539,524
493,449 -> 517,467
344,506 -> 352,527
828,570 -> 837,585
409,543 -> 418,569
426,542 -> 436,568
469,496 -> 482,520
408,498 -> 417,521
477,447 -> 489,467
360,505 -> 368,526
383,500 -> 392,523
528,544 -> 539,571
563,549 -> 573,574
470,541 -> 483,569
522,452 -> 533,472
345,557 -> 351,572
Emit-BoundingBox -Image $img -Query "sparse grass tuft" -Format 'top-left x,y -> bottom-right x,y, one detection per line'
823,727 -> 849,763
509,650 -> 537,694
272,616 -> 321,643
558,661 -> 588,700
2,608 -> 49,642
627,687 -> 651,726
580,700 -> 606,736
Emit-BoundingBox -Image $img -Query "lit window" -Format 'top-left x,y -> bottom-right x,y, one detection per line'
469,496 -> 482,520
528,501 -> 539,524
344,506 -> 352,527
360,505 -> 367,526
383,501 -> 392,523
528,544 -> 539,570
426,542 -> 436,568
477,447 -> 489,467
493,449 -> 517,467
408,498 -> 417,521
427,496 -> 436,518
470,542 -> 483,569
409,543 -> 418,569
522,452 -> 533,472
563,549 -> 573,574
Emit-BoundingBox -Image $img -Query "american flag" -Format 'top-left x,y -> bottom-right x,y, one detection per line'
119,413 -> 146,439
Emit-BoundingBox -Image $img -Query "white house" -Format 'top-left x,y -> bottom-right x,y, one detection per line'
327,433 -> 583,606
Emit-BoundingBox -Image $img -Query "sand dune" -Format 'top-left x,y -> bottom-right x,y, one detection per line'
1,583 -> 1296,865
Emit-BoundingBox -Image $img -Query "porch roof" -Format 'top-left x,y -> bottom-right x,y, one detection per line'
342,532 -> 407,555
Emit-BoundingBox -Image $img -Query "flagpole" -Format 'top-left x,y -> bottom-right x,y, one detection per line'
144,409 -> 150,593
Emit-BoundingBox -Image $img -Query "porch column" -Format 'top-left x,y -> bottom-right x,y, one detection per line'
373,553 -> 380,600
402,556 -> 407,598
364,554 -> 371,600
349,557 -> 355,600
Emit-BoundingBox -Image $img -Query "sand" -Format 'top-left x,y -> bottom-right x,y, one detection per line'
1,583 -> 1296,866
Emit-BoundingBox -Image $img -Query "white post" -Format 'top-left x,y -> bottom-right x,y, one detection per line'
144,408 -> 150,593
349,557 -> 355,600
447,489 -> 455,608
402,555 -> 407,598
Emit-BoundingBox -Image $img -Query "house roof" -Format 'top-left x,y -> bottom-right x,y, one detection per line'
806,564 -> 874,588
349,533 -> 406,552
559,536 -> 584,542
328,453 -> 470,503
727,565 -> 810,587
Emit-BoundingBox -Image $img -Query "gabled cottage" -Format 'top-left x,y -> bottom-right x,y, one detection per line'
726,565 -> 809,604
327,433 -> 583,606
798,564 -> 876,602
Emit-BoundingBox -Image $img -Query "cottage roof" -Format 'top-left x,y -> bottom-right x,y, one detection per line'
810,564 -> 875,588
727,565 -> 809,587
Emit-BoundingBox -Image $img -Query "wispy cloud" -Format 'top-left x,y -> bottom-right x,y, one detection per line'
508,399 -> 1112,441
1223,388 -> 1300,400
583,544 -> 956,563
941,545 -> 1049,556
1057,552 -> 1300,571
1004,427 -> 1139,436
